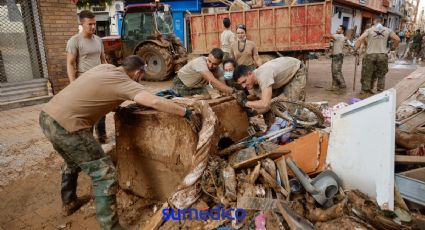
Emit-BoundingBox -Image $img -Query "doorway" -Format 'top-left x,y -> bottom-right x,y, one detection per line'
361,17 -> 372,33
342,16 -> 350,30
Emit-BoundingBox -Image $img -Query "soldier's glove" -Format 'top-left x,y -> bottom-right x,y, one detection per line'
245,108 -> 258,117
184,108 -> 202,133
234,90 -> 248,107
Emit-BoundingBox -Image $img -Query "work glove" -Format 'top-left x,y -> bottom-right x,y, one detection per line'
184,108 -> 202,133
245,108 -> 258,117
234,90 -> 248,107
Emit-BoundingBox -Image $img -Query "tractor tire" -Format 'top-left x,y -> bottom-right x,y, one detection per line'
137,44 -> 173,81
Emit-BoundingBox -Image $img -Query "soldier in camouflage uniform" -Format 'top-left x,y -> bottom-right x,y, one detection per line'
171,48 -> 234,96
354,16 -> 400,98
232,57 -> 306,127
411,29 -> 423,59
40,56 -> 200,230
326,25 -> 352,93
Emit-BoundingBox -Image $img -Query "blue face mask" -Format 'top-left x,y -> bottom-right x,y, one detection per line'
224,71 -> 233,80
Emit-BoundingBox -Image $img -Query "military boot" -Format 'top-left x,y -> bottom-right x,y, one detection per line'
61,171 -> 91,216
94,195 -> 125,230
359,90 -> 371,99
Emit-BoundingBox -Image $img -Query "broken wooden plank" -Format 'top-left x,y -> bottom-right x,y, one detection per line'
394,185 -> 410,212
260,168 -> 289,197
237,197 -> 288,212
395,155 -> 425,165
394,67 -> 425,108
232,149 -> 290,169
140,202 -> 168,230
397,111 -> 425,133
276,201 -> 314,230
275,157 -> 291,199
248,162 -> 261,184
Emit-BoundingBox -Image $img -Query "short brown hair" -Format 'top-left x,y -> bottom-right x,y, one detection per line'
122,55 -> 146,72
79,10 -> 95,21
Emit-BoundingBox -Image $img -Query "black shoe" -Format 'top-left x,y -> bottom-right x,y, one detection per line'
62,195 -> 91,216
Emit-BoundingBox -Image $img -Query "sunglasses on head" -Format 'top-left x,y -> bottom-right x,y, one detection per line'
237,24 -> 246,30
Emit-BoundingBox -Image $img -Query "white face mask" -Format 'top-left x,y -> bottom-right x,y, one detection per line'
224,71 -> 233,80
376,23 -> 383,30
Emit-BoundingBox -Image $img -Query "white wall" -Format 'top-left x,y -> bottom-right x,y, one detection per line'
331,7 -> 362,36
387,15 -> 401,31
353,10 -> 362,36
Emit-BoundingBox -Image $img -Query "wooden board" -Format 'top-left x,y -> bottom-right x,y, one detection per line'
275,157 -> 291,197
232,149 -> 290,169
395,155 -> 425,165
140,202 -> 168,230
398,167 -> 425,182
394,67 -> 425,108
397,111 -> 425,133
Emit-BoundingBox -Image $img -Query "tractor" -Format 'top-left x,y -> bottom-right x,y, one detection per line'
102,1 -> 187,81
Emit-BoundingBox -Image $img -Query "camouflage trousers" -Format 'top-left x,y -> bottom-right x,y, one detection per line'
39,111 -> 120,230
361,53 -> 388,92
263,65 -> 307,127
331,54 -> 346,88
171,76 -> 208,96
411,43 -> 422,58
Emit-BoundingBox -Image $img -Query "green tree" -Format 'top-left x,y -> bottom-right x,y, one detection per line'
74,0 -> 113,8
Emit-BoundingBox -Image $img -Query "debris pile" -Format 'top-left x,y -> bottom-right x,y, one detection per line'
136,92 -> 424,229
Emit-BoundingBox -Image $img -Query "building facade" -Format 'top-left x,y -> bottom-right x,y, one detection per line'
387,0 -> 404,31
332,0 -> 389,37
76,0 -> 124,37
1,0 -> 78,105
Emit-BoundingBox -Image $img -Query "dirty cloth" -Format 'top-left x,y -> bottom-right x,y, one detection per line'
266,117 -> 290,144
43,64 -> 145,133
361,53 -> 388,91
331,54 -> 346,88
66,33 -> 104,75
230,39 -> 259,67
220,29 -> 235,53
169,100 -> 217,209
176,56 -> 223,88
321,102 -> 349,124
155,89 -> 181,98
407,144 -> 425,156
39,111 -> 120,229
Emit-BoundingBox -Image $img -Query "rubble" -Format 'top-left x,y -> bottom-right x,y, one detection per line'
112,87 -> 425,229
